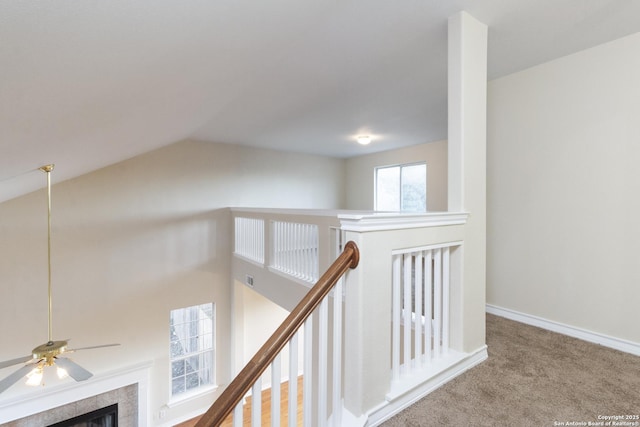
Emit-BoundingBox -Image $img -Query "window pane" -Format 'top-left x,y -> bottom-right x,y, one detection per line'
401,164 -> 427,212
376,166 -> 400,211
170,303 -> 215,397
170,339 -> 183,358
186,355 -> 199,373
199,351 -> 213,384
186,372 -> 200,390
172,360 -> 185,378
172,377 -> 185,395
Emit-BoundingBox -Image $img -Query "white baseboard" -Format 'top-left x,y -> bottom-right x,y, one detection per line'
486,304 -> 640,357
364,346 -> 488,427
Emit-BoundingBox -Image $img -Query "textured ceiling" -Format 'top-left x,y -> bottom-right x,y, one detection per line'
2,0 -> 640,202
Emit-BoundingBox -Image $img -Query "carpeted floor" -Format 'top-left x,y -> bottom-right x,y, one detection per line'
381,314 -> 640,427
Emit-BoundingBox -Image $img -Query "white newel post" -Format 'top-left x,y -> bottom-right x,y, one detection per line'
341,228 -> 392,418
340,214 -> 468,420
448,11 -> 488,353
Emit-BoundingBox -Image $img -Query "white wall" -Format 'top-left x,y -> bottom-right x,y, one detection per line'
487,32 -> 640,344
232,282 -> 303,390
344,140 -> 448,211
0,139 -> 345,425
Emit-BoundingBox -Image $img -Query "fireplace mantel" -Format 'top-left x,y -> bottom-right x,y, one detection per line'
0,361 -> 151,425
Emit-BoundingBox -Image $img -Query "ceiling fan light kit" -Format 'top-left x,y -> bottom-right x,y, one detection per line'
0,165 -> 119,393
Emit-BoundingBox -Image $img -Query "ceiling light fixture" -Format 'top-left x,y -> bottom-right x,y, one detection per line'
356,135 -> 371,145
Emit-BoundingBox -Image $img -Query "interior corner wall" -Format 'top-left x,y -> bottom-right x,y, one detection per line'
487,32 -> 640,344
0,139 -> 345,425
234,283 -> 301,389
343,140 -> 448,211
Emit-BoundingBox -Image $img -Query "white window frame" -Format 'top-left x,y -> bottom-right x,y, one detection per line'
169,302 -> 217,405
374,162 -> 427,212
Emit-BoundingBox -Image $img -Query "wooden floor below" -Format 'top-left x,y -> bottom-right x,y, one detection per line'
175,376 -> 303,427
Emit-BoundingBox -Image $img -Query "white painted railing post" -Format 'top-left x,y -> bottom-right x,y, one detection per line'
340,212 -> 468,421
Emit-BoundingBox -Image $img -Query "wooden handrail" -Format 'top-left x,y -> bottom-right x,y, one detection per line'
195,241 -> 359,427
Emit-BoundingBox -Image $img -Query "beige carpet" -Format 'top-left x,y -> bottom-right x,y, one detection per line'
382,314 -> 640,427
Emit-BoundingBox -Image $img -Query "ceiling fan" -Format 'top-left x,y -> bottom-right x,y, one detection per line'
0,165 -> 119,394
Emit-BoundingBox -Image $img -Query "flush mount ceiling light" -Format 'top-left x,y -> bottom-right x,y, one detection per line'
0,165 -> 120,393
356,135 -> 371,145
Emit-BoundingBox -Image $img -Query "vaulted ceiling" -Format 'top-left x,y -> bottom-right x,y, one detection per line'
2,0 -> 640,202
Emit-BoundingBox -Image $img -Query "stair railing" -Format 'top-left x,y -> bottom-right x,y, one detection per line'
195,241 -> 360,427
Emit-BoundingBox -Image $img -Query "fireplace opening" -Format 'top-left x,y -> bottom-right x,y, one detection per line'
47,404 -> 118,427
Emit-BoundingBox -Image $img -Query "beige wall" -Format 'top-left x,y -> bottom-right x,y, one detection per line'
344,140 -> 448,212
232,282 -> 303,389
0,139 -> 345,425
487,33 -> 640,343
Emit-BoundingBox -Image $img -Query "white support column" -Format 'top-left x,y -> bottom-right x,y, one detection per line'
448,11 -> 488,353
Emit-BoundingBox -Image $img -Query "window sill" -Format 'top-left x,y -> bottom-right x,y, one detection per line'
167,384 -> 219,408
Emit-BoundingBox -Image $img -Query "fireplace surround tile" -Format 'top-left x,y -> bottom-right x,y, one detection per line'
1,384 -> 138,427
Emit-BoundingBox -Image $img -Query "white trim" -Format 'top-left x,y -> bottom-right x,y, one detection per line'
233,253 -> 265,268
166,383 -> 219,408
0,360 -> 152,425
391,240 -> 463,256
486,304 -> 640,357
339,212 -> 469,232
364,346 -> 488,427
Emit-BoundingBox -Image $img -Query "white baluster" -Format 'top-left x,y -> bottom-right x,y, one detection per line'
305,224 -> 311,281
332,277 -> 343,426
414,252 -> 423,369
443,246 -> 450,354
289,333 -> 299,427
424,250 -> 433,362
313,226 -> 319,281
403,253 -> 412,372
253,218 -> 256,259
288,222 -> 292,272
303,317 -> 313,427
251,377 -> 262,426
434,248 -> 442,358
392,254 -> 401,382
277,222 -> 282,269
233,399 -> 243,427
318,298 -> 328,427
271,354 -> 281,427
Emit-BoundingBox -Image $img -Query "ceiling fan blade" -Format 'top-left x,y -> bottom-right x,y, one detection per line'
66,343 -> 120,352
0,355 -> 33,370
0,364 -> 35,394
54,357 -> 93,382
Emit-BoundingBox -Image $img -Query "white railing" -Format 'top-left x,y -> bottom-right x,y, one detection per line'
228,280 -> 346,426
229,209 -> 348,426
231,209 -> 343,285
229,209 -> 473,427
234,217 -> 265,264
391,242 -> 460,384
271,221 -> 319,283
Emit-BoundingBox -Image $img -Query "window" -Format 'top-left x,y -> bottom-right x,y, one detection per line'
375,162 -> 427,212
170,303 -> 215,397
